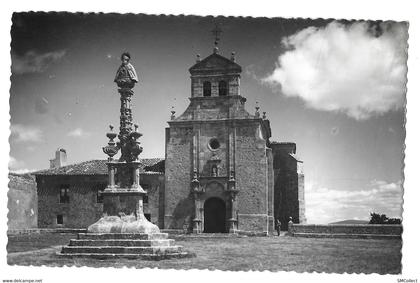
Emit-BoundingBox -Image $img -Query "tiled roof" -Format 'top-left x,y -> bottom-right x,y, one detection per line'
141,171 -> 164,175
8,173 -> 36,186
34,158 -> 164,176
270,141 -> 296,145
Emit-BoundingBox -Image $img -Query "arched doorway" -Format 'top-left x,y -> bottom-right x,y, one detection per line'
204,197 -> 226,233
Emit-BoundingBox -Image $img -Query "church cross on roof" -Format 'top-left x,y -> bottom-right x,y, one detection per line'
211,23 -> 222,53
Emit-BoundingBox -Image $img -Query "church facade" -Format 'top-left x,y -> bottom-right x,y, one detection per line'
31,47 -> 305,234
163,48 -> 305,234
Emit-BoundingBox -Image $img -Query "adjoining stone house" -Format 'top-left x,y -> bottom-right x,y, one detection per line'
31,48 -> 305,234
8,173 -> 38,230
34,154 -> 165,229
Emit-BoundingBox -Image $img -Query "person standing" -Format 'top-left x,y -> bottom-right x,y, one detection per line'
275,219 -> 281,236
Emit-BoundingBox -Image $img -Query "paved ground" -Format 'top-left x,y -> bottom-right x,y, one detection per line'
7,233 -> 402,274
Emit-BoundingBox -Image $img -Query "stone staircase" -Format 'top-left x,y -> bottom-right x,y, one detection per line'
59,233 -> 195,260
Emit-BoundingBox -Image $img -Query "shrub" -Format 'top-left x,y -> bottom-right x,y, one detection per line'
369,212 -> 401,224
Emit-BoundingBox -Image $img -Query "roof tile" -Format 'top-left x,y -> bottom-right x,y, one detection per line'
34,158 -> 164,176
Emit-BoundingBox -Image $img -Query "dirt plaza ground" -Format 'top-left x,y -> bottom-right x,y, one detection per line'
7,233 -> 401,274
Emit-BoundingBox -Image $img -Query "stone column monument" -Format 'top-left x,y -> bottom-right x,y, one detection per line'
59,52 -> 192,259
88,52 -> 159,234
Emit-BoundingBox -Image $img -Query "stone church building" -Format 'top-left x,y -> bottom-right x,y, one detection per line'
33,47 -> 305,234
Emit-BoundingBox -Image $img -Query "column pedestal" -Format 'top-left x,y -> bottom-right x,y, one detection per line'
227,172 -> 239,234
228,218 -> 238,234
192,219 -> 201,234
191,172 -> 203,234
87,162 -> 159,234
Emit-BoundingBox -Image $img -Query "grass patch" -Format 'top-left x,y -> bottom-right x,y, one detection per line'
7,233 -> 401,274
7,233 -> 76,253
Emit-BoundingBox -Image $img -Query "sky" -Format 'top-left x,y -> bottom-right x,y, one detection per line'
9,13 -> 407,224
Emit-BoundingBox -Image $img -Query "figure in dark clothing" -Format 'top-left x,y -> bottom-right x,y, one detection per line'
275,219 -> 281,236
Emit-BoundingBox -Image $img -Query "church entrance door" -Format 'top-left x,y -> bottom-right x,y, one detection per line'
203,197 -> 226,233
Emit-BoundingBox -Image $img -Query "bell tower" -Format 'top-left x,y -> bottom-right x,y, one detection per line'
190,24 -> 240,99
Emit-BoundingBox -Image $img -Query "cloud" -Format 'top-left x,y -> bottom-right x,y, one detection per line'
10,124 -> 43,143
8,157 -> 36,174
26,146 -> 36,152
264,21 -> 408,120
67,128 -> 90,138
9,168 -> 34,174
34,96 -> 49,114
305,180 -> 403,224
9,156 -> 25,170
12,50 -> 66,75
244,64 -> 259,81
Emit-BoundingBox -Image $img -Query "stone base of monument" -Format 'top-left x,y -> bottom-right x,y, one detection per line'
59,232 -> 194,260
87,215 -> 160,234
59,216 -> 195,260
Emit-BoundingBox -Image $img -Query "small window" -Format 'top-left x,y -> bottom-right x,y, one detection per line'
143,195 -> 149,204
57,215 -> 63,225
218,80 -> 227,96
203,81 -> 211,97
59,185 -> 69,203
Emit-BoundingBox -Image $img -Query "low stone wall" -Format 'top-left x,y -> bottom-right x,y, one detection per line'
161,229 -> 268,237
236,230 -> 268,237
288,223 -> 402,239
7,228 -> 87,235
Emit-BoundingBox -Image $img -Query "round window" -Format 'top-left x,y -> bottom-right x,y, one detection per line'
208,138 -> 220,150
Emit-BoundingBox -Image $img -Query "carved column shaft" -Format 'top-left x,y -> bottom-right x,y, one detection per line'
133,165 -> 140,188
136,196 -> 144,218
118,89 -> 134,162
108,164 -> 115,188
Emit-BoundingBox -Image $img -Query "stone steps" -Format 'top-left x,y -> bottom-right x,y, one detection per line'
62,245 -> 183,254
57,252 -> 195,260
60,232 -> 195,260
77,233 -> 168,240
70,239 -> 174,247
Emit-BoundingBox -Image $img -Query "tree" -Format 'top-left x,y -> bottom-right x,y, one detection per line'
369,212 -> 388,224
369,212 -> 401,224
387,218 -> 402,224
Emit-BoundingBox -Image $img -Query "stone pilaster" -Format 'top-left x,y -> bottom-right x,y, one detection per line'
191,171 -> 204,233
227,171 -> 239,233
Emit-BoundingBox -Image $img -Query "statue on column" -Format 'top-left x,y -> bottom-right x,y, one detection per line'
90,51 -> 157,234
114,52 -> 139,89
60,50 -> 193,261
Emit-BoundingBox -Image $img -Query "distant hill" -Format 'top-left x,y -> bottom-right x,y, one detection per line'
329,219 -> 369,225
